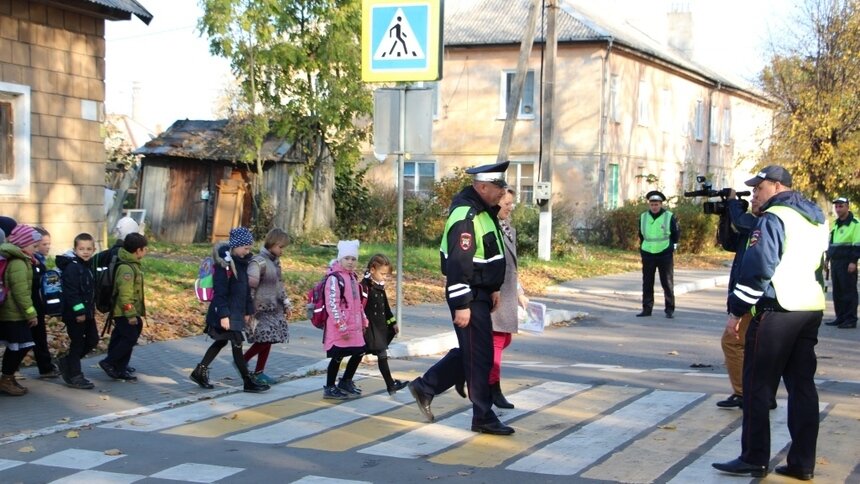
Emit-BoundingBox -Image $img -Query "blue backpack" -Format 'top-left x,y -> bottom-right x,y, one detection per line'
40,268 -> 63,317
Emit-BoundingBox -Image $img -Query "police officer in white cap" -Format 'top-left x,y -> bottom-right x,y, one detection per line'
637,190 -> 680,318
825,196 -> 859,329
408,161 -> 514,436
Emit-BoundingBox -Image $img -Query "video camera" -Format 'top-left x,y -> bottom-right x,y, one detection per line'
683,176 -> 749,215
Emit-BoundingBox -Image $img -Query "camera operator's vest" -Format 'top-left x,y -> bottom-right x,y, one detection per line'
640,210 -> 673,254
765,205 -> 828,311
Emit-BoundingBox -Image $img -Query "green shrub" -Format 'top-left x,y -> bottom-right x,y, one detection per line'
510,203 -> 578,258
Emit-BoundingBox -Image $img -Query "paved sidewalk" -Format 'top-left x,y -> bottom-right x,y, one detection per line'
547,269 -> 729,297
2,269 -> 728,443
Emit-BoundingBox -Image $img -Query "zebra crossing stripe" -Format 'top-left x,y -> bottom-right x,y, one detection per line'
582,394 -> 739,483
812,403 -> 860,482
225,393 -> 407,444
290,477 -> 372,484
506,389 -> 705,475
358,382 -> 591,459
101,377 -> 326,432
430,385 -> 646,467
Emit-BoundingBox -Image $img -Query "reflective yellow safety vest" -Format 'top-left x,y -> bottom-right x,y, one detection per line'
830,216 -> 860,254
766,205 -> 828,311
640,210 -> 673,254
440,206 -> 505,269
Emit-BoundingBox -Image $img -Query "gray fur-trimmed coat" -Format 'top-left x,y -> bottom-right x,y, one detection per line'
491,220 -> 519,334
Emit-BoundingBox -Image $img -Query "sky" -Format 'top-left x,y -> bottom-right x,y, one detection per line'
104,0 -> 801,134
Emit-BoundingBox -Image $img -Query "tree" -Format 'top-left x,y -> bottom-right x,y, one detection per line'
759,0 -> 860,202
198,0 -> 372,232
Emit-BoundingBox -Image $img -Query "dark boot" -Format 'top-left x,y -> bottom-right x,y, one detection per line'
190,363 -> 214,389
491,382 -> 514,409
243,374 -> 269,393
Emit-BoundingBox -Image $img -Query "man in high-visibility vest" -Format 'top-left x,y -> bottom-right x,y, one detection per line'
713,165 -> 828,481
825,197 -> 859,329
637,191 -> 680,318
408,161 -> 514,436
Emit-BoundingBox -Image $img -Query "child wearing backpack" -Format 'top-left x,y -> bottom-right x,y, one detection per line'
0,225 -> 42,396
190,227 -> 269,393
55,233 -> 98,389
26,226 -> 60,379
98,233 -> 148,382
243,228 -> 291,385
361,254 -> 408,395
322,240 -> 368,400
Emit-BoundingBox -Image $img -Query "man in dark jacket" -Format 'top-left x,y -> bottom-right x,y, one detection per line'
825,197 -> 859,329
408,161 -> 513,436
713,166 -> 828,480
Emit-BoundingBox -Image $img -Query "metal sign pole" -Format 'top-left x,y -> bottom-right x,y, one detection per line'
395,86 -> 406,336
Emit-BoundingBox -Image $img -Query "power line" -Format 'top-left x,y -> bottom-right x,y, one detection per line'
107,25 -> 198,42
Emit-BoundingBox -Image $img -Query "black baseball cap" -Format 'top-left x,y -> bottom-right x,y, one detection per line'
744,165 -> 793,187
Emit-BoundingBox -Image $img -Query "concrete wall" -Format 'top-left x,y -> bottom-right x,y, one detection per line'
0,0 -> 108,251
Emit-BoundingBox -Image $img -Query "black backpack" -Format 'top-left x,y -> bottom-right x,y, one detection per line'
94,253 -> 126,314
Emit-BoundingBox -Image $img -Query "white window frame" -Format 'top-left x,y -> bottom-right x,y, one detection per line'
637,80 -> 650,127
402,160 -> 437,196
659,88 -> 672,133
709,104 -> 719,144
610,75 -> 621,123
722,107 -> 732,145
0,82 -> 31,198
694,99 -> 704,141
505,161 -> 537,205
499,70 -> 536,119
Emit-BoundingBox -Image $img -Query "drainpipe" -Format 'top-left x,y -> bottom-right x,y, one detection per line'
705,81 -> 722,178
597,38 -> 614,207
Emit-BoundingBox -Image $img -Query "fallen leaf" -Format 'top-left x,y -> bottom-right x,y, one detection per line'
104,449 -> 123,456
100,395 -> 110,401
66,431 -> 79,438
18,446 -> 35,453
56,417 -> 71,423
658,424 -> 677,430
128,420 -> 147,427
86,403 -> 98,408
222,414 -> 239,420
667,351 -> 679,356
816,456 -> 830,465
457,471 -> 472,476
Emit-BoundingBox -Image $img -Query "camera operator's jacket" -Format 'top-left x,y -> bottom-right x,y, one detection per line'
828,211 -> 860,263
638,209 -> 680,257
729,191 -> 828,316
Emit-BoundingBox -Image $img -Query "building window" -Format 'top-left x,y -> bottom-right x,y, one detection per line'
709,104 -> 719,144
607,164 -> 620,209
694,99 -> 704,141
0,82 -> 31,197
610,75 -> 621,123
500,70 -> 536,119
403,161 -> 436,196
505,162 -> 536,204
659,89 -> 672,133
722,107 -> 732,145
637,80 -> 650,127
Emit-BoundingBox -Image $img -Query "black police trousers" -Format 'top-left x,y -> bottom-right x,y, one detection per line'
831,259 -> 858,326
741,309 -> 822,471
413,289 -> 497,425
641,252 -> 674,314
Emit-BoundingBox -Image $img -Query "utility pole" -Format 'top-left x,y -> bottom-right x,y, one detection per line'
497,0 -> 541,163
538,0 -> 557,261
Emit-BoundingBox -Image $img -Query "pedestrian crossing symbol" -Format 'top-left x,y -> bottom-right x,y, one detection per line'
362,0 -> 442,82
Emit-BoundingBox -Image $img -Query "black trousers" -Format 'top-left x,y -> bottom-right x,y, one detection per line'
831,259 -> 858,325
28,314 -> 55,373
63,316 -> 99,376
641,252 -> 674,313
104,316 -> 142,371
413,290 -> 496,425
741,310 -> 822,471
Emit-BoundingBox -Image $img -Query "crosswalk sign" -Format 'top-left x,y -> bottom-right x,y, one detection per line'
362,0 -> 442,82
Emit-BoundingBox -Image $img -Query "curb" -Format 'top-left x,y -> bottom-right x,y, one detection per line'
545,275 -> 729,297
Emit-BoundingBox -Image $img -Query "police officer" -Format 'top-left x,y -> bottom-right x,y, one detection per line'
637,191 -> 680,318
825,197 -> 859,329
408,161 -> 514,436
713,165 -> 828,480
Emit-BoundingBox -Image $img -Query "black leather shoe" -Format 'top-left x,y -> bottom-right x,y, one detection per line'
386,379 -> 409,396
471,421 -> 515,435
98,360 -> 120,379
774,465 -> 813,481
716,394 -> 743,408
665,312 -> 674,319
116,371 -> 137,382
408,380 -> 435,422
837,321 -> 857,329
636,311 -> 652,317
824,319 -> 841,326
454,380 -> 466,398
712,458 -> 768,477
770,400 -> 778,410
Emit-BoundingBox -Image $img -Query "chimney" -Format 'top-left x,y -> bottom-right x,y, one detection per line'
667,2 -> 693,59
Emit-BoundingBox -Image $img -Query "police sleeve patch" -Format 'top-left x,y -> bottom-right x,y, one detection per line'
459,233 -> 473,251
748,230 -> 761,248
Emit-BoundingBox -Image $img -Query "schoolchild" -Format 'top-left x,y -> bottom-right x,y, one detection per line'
27,227 -> 60,378
55,233 -> 98,389
98,233 -> 148,382
360,254 -> 408,395
190,227 -> 269,393
0,225 -> 42,396
322,240 -> 368,400
244,228 -> 291,385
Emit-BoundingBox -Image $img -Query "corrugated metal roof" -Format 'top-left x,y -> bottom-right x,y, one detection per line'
135,120 -> 298,164
445,0 -> 759,96
83,0 -> 153,24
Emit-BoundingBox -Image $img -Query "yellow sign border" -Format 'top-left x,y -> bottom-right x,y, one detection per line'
361,0 -> 442,82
